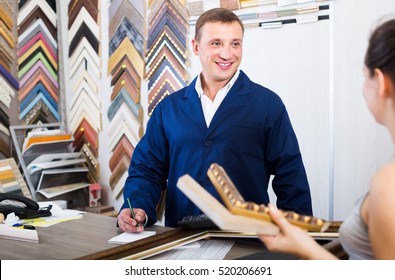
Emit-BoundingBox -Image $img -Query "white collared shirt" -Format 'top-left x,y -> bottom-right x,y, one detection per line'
195,70 -> 240,127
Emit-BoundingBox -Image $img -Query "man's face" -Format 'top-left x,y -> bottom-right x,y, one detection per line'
192,21 -> 243,88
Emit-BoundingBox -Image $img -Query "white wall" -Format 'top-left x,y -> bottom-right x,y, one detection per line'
332,0 -> 395,220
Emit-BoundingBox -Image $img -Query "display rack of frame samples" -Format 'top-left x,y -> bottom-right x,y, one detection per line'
9,123 -> 91,208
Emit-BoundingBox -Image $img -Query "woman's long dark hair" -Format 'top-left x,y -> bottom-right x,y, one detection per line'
365,18 -> 395,86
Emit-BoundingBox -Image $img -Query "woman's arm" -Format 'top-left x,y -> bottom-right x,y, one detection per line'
258,204 -> 337,260
364,163 -> 395,259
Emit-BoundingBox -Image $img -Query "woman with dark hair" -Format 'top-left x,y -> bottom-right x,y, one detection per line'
259,18 -> 395,260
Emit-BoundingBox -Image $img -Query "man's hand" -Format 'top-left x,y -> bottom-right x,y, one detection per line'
118,208 -> 146,233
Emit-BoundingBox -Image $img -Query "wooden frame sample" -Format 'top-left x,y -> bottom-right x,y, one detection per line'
177,174 -> 280,235
77,226 -> 338,260
0,157 -> 32,198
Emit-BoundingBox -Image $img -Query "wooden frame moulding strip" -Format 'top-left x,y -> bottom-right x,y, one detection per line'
76,227 -> 339,260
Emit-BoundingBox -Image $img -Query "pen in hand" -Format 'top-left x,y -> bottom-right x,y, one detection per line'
127,197 -> 139,229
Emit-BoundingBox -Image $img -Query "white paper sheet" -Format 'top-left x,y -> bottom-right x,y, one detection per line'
108,231 -> 156,244
0,224 -> 39,243
150,239 -> 234,260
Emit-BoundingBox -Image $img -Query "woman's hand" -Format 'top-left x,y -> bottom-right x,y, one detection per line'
258,204 -> 336,260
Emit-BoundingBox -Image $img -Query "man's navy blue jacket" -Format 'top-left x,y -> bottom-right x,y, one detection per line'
122,70 -> 313,227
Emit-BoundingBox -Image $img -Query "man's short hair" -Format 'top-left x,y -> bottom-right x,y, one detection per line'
194,8 -> 244,41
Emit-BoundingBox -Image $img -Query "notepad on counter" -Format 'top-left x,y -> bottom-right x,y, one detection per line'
0,224 -> 39,243
108,231 -> 156,245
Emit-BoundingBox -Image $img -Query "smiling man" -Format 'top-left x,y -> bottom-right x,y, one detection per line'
118,8 -> 313,232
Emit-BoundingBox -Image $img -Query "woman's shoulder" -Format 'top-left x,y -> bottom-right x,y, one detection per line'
365,161 -> 395,259
369,161 -> 395,197
363,162 -> 395,227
